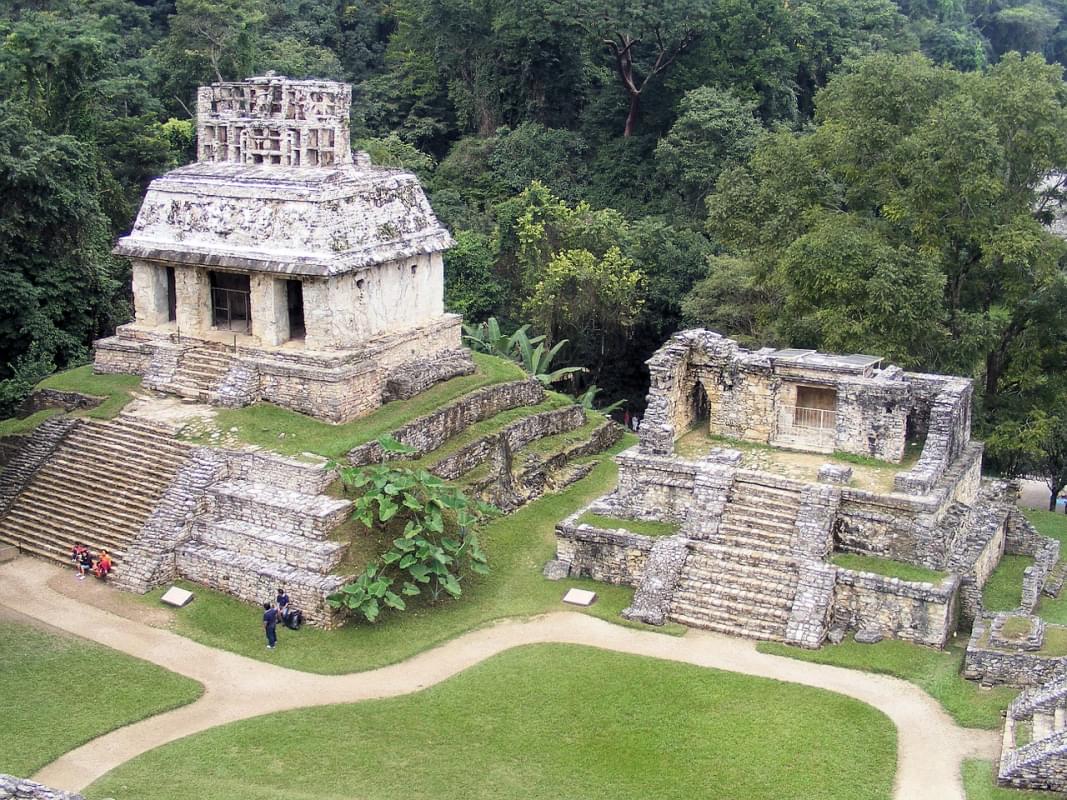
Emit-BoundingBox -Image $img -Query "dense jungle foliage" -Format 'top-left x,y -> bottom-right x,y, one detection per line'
2,0 -> 1067,491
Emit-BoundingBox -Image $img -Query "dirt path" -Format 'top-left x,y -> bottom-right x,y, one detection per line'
0,559 -> 999,800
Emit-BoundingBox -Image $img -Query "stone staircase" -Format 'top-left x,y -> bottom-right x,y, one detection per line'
669,477 -> 803,640
176,473 -> 353,625
1000,673 -> 1067,791
0,416 -> 192,568
169,347 -> 234,402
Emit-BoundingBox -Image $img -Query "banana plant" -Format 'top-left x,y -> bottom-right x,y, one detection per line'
462,317 -> 543,359
576,384 -> 625,415
512,329 -> 585,386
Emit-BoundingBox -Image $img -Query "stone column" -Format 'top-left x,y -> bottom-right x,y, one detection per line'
131,261 -> 171,328
302,278 -> 331,350
250,274 -> 288,347
175,267 -> 211,336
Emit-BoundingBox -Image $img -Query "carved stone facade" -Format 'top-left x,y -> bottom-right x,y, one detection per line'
94,75 -> 470,422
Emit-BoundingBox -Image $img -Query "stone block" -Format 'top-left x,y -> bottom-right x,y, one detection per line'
160,586 -> 195,607
818,463 -> 852,484
563,588 -> 597,606
542,560 -> 570,581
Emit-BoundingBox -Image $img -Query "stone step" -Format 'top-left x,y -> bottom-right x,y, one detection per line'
718,520 -> 794,545
81,420 -> 191,453
50,431 -> 187,468
4,504 -> 141,547
672,589 -> 792,623
19,479 -> 155,528
192,519 -> 348,574
0,532 -> 126,570
678,567 -> 798,597
668,608 -> 786,641
721,499 -> 798,526
688,541 -> 798,569
673,581 -> 795,615
0,514 -> 129,562
731,479 -> 804,503
46,449 -> 182,489
186,349 -> 234,366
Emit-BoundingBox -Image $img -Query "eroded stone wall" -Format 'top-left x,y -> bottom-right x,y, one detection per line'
0,776 -> 85,800
833,569 -> 960,647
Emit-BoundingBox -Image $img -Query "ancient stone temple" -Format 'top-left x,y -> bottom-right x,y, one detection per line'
93,75 -> 471,422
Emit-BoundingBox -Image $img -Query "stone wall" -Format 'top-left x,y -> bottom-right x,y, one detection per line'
382,349 -> 475,402
1006,509 -> 1061,613
964,618 -> 1067,687
0,776 -> 85,800
0,417 -> 79,518
348,379 -> 544,464
553,520 -> 653,586
894,374 -> 973,494
607,447 -> 699,522
431,405 -> 585,480
620,534 -> 691,625
832,569 -> 960,647
945,491 -> 1011,623
18,389 -> 102,415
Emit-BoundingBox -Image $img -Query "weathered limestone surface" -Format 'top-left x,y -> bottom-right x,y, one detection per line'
894,373 -> 973,494
999,666 -> 1067,791
622,534 -> 691,625
832,569 -> 960,648
639,329 -> 931,461
382,349 -> 475,402
0,775 -> 85,800
553,521 -> 653,586
785,561 -> 837,648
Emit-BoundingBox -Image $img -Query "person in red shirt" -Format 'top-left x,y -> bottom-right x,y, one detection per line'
93,550 -> 113,580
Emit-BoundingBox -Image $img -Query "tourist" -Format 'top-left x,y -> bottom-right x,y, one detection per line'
276,587 -> 290,622
93,550 -> 113,580
78,548 -> 93,580
71,543 -> 85,576
263,601 -> 279,649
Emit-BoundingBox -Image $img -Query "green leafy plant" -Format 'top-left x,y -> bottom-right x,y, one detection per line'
462,316 -> 543,359
575,384 -> 625,415
511,328 -> 585,386
328,445 -> 496,622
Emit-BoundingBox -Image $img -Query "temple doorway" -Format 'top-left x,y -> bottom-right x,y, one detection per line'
286,280 -> 305,341
209,272 -> 251,333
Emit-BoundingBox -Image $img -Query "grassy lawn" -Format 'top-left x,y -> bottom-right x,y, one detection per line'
962,760 -> 1060,799
140,434 -> 684,675
759,634 -> 1016,729
577,512 -> 681,537
87,644 -> 897,800
0,408 -> 60,436
190,353 -> 527,458
36,366 -> 143,419
0,620 -> 203,777
831,552 -> 947,583
982,555 -> 1035,612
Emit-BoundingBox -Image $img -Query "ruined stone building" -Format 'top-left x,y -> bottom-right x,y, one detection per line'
93,75 -> 471,422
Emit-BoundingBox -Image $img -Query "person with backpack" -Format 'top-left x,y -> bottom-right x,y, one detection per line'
262,602 -> 279,649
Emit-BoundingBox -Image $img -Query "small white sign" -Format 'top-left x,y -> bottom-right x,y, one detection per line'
562,588 -> 597,607
161,587 -> 195,608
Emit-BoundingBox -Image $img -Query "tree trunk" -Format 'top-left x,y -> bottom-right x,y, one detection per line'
623,92 -> 640,137
1050,491 -> 1058,512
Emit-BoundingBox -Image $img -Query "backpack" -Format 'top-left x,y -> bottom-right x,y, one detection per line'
284,609 -> 303,630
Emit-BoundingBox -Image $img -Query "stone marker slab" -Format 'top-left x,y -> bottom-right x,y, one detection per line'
161,586 -> 195,608
563,588 -> 597,607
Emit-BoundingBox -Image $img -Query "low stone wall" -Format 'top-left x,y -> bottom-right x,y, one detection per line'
0,417 -> 79,518
0,776 -> 85,800
1006,509 -> 1061,613
382,348 -> 475,402
554,519 -> 653,586
348,379 -> 544,465
832,568 -> 960,647
92,334 -> 153,375
610,447 -> 699,523
431,405 -> 585,480
177,541 -> 345,626
224,451 -> 335,494
18,389 -> 102,415
894,374 -> 973,495
964,618 -> 1067,687
207,482 -> 350,538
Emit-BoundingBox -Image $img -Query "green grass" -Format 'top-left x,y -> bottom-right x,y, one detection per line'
982,555 -> 1035,612
577,512 -> 681,538
0,408 -> 60,436
1028,509 -> 1067,624
999,615 -> 1033,639
36,365 -> 143,419
759,634 -> 1017,729
1039,626 -> 1067,657
194,353 -> 527,458
141,434 -> 684,675
831,552 -> 947,583
87,644 -> 897,800
962,759 -> 1061,799
0,621 -> 203,777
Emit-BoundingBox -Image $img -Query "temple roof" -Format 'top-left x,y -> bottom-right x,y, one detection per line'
113,161 -> 454,277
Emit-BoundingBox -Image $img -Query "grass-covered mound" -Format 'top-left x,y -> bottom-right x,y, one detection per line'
830,553 -> 946,583
760,635 -> 1015,729
87,644 -> 896,800
140,435 -> 684,674
0,620 -> 202,777
36,366 -> 142,419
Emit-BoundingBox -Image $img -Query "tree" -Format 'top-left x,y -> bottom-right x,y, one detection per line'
564,0 -> 711,136
654,86 -> 762,212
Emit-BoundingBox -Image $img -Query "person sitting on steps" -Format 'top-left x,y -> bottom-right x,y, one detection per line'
93,550 -> 113,580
